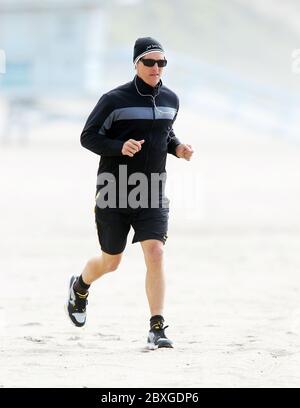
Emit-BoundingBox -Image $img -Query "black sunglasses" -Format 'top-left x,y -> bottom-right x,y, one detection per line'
140,58 -> 168,68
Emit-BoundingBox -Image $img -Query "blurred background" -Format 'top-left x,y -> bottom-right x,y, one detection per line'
1,0 -> 300,141
1,0 -> 300,387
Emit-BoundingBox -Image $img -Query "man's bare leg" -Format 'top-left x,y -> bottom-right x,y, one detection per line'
66,251 -> 123,327
81,251 -> 123,285
140,239 -> 165,317
141,239 -> 173,348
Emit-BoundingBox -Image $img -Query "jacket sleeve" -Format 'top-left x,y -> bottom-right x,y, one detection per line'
167,104 -> 181,157
80,93 -> 124,156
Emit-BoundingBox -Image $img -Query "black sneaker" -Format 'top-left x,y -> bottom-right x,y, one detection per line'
147,320 -> 173,350
66,275 -> 88,327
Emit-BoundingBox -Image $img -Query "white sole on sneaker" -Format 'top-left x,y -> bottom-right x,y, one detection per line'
65,275 -> 86,328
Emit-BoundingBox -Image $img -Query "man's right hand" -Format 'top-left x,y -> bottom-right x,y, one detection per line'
121,139 -> 145,157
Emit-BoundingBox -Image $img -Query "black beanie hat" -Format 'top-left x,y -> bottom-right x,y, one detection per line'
133,37 -> 164,65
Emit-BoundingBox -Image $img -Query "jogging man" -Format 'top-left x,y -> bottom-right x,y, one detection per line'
66,37 -> 194,349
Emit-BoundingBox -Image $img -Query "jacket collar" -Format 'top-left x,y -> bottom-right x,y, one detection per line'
134,75 -> 162,96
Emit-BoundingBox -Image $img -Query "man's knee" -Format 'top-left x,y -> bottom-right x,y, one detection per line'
102,252 -> 122,272
143,241 -> 164,263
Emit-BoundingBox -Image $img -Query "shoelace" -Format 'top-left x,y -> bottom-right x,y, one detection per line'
75,291 -> 88,312
151,322 -> 169,338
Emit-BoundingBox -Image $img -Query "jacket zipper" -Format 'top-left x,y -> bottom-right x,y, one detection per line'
144,95 -> 156,174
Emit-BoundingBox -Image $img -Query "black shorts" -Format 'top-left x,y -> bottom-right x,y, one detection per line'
94,206 -> 169,255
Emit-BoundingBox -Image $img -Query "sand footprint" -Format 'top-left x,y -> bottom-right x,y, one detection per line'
23,336 -> 46,344
22,322 -> 42,327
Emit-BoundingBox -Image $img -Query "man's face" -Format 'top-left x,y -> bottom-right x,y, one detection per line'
136,51 -> 166,87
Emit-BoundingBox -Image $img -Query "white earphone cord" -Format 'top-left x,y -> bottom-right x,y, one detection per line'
134,76 -> 166,114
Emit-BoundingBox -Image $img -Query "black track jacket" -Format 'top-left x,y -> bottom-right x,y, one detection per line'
81,75 -> 181,173
80,75 -> 181,205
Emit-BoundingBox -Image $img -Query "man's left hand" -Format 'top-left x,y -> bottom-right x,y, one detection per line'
175,143 -> 194,161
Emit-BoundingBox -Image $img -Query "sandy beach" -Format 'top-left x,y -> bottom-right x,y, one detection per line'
1,111 -> 300,388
